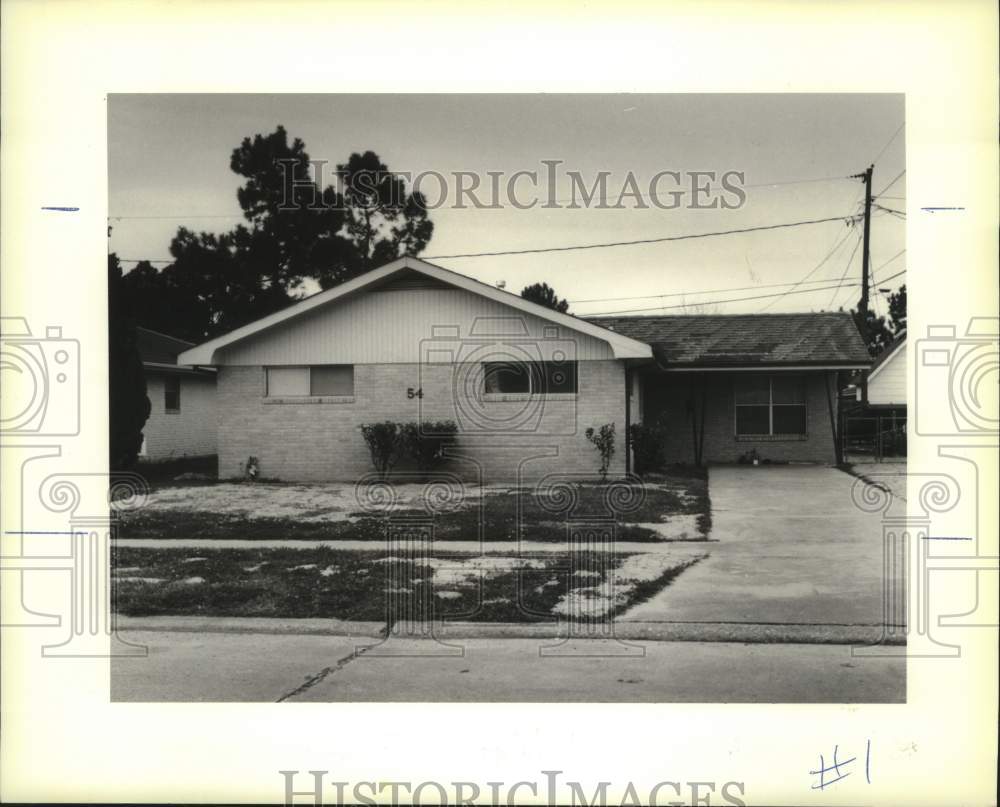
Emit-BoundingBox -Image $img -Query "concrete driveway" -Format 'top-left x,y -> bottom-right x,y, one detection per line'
622,465 -> 905,628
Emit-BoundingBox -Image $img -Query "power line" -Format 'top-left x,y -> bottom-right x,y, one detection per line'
871,122 -> 905,166
109,214 -> 246,220
871,248 -> 905,274
586,280 -> 865,316
827,235 -> 864,308
118,257 -> 174,264
757,221 -> 861,313
569,274 -> 869,305
423,215 -> 858,260
875,169 -> 905,198
873,202 -> 905,217
874,269 -> 905,285
570,245 -> 902,308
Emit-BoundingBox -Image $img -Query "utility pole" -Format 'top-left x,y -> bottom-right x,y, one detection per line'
858,163 -> 874,319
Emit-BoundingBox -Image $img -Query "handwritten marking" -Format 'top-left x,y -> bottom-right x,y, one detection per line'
922,535 -> 973,540
40,206 -> 80,212
810,740 -> 872,790
4,531 -> 90,535
920,207 -> 965,212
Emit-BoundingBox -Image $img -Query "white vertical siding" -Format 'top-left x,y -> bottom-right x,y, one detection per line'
217,287 -> 615,365
868,344 -> 907,405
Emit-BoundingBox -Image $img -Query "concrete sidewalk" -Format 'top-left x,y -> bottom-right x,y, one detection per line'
622,466 -> 905,627
111,630 -> 906,703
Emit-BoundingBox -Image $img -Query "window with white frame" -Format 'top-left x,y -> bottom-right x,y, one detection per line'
482,360 -> 577,395
734,375 -> 806,436
265,365 -> 354,397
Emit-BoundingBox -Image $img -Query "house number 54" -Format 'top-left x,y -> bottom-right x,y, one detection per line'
407,387 -> 423,399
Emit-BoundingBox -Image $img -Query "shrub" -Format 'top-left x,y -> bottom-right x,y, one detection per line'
628,416 -> 668,474
585,422 -> 616,481
360,421 -> 404,478
401,420 -> 458,472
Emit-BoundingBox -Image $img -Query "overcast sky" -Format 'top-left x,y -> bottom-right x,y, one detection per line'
109,94 -> 905,318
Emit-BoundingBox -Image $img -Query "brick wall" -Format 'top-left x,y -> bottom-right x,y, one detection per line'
141,372 -> 217,461
217,361 -> 628,483
643,371 -> 838,465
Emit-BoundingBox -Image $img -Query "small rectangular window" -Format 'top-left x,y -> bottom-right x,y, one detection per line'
483,361 -> 531,394
310,365 -> 354,396
266,367 -> 309,397
482,360 -> 578,395
164,377 -> 181,412
266,366 -> 355,397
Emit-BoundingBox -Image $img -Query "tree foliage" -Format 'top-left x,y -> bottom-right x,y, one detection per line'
119,126 -> 433,342
843,283 -> 906,357
888,284 -> 906,333
850,308 -> 893,357
521,282 -> 570,313
108,254 -> 151,469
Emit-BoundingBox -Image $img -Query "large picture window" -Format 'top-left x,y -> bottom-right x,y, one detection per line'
734,375 -> 806,436
482,360 -> 578,395
265,365 -> 354,397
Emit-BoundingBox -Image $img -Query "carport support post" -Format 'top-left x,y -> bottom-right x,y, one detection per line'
825,371 -> 843,465
698,380 -> 707,466
624,366 -> 632,474
689,378 -> 707,467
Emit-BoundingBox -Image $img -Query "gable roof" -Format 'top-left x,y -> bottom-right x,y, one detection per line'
867,329 -> 906,381
584,312 -> 871,369
178,256 -> 652,364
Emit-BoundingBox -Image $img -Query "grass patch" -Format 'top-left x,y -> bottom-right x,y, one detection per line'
119,473 -> 712,543
113,547 -> 704,622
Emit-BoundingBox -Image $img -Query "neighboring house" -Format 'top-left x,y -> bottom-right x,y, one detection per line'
838,330 -> 906,460
588,312 -> 872,465
179,257 -> 870,481
137,327 -> 217,461
863,330 -> 906,413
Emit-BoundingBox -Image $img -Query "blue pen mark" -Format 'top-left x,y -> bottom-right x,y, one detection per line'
921,206 -> 965,212
4,531 -> 90,536
865,739 -> 871,785
40,206 -> 80,212
922,535 -> 973,540
810,745 -> 857,790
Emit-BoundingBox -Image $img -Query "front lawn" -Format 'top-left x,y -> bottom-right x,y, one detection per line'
113,546 -> 706,622
117,468 -> 711,543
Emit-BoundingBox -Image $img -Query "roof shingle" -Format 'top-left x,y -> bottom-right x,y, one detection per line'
584,312 -> 871,367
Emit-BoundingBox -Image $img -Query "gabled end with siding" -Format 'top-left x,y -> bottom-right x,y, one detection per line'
178,256 -> 652,364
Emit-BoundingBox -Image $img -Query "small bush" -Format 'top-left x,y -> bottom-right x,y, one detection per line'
628,416 -> 668,474
360,421 -> 403,478
585,422 -> 616,481
401,420 -> 458,472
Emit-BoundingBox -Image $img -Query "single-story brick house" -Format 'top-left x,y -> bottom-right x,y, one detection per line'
137,327 -> 217,462
179,257 -> 871,481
